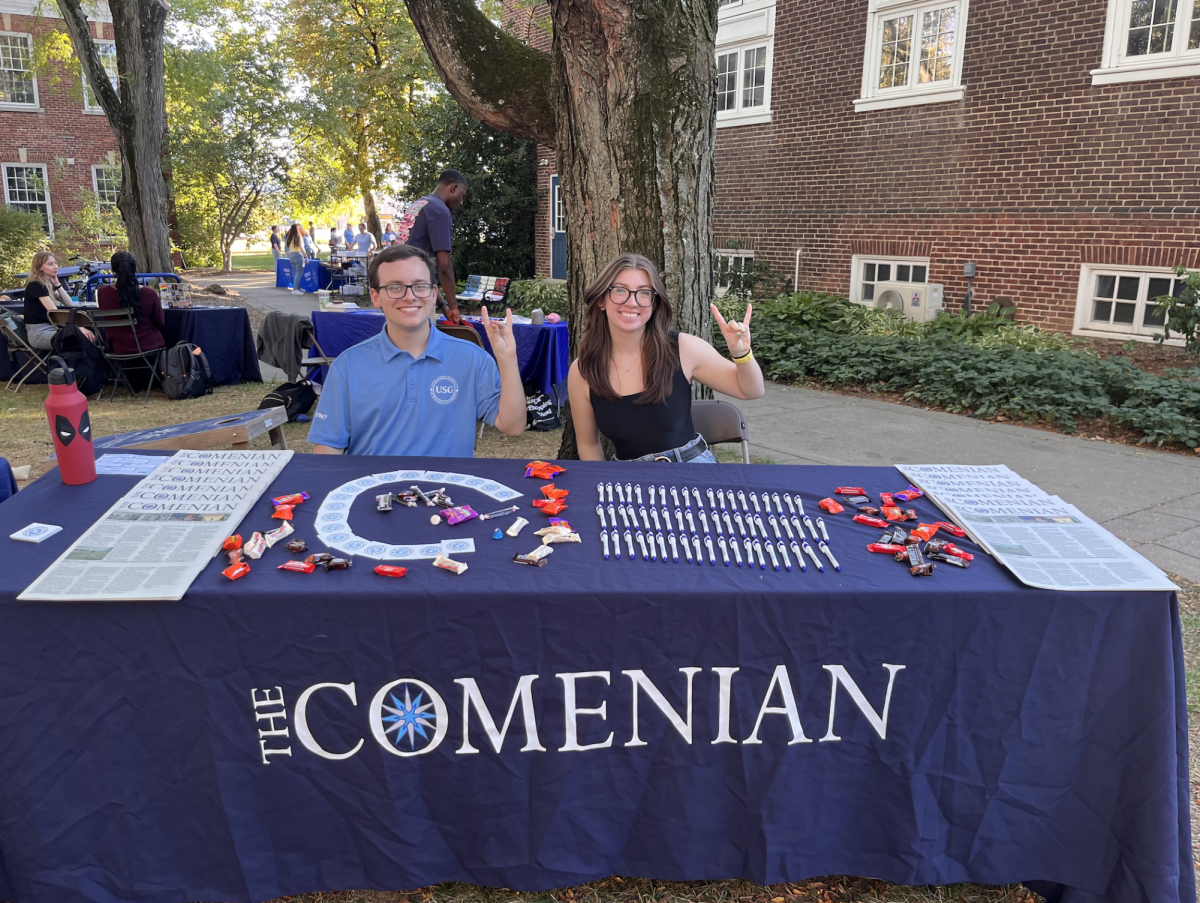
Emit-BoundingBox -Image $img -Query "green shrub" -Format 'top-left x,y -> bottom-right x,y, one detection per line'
1151,266 -> 1200,352
923,302 -> 1016,339
0,207 -> 48,287
506,279 -> 569,318
835,303 -> 924,337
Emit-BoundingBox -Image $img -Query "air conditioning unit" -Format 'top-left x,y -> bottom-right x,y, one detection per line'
873,282 -> 944,323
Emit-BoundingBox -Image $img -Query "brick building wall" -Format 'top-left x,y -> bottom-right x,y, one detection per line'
713,0 -> 1200,334
0,3 -> 121,251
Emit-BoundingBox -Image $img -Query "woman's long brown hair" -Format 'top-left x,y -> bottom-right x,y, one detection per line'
577,253 -> 678,405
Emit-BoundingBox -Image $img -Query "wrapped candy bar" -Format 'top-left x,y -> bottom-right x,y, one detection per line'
910,562 -> 936,576
532,499 -> 568,515
522,545 -> 553,561
412,486 -> 437,507
243,532 -> 267,560
433,552 -> 468,575
540,527 -> 581,545
376,493 -> 394,512
479,505 -> 520,521
858,506 -> 882,517
429,489 -> 455,507
278,560 -> 316,574
942,543 -> 975,561
894,486 -> 925,502
285,539 -> 308,553
512,552 -> 548,567
271,505 -> 294,521
818,497 -> 845,514
882,506 -> 905,521
524,460 -> 566,480
373,565 -> 409,578
222,560 -> 250,580
264,521 -> 294,547
880,493 -> 895,507
934,521 -> 967,538
305,552 -> 334,565
835,486 -> 865,495
441,505 -> 479,526
927,552 -> 969,568
534,523 -> 572,536
910,523 -> 939,542
323,557 -> 352,571
222,534 -> 243,551
853,514 -> 889,528
506,517 -> 529,537
394,489 -> 420,507
867,542 -> 906,554
272,492 -> 309,507
541,484 -> 569,500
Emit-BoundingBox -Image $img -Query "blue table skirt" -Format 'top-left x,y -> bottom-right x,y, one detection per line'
276,258 -> 333,293
163,307 -> 262,386
311,310 -> 569,397
0,306 -> 260,387
0,456 -> 1190,903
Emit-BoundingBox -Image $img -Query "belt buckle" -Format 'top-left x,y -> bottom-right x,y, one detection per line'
652,455 -> 672,463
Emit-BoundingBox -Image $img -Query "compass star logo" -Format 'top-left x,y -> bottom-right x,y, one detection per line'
369,678 -> 448,757
381,686 -> 436,750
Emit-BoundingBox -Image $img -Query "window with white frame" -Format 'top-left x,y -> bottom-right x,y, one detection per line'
850,255 -> 930,304
83,42 -> 119,112
0,33 -> 37,107
1074,266 -> 1188,338
4,164 -> 51,233
551,180 -> 564,234
854,0 -> 968,112
715,249 -> 755,291
715,0 -> 774,127
92,164 -> 120,212
1092,0 -> 1200,84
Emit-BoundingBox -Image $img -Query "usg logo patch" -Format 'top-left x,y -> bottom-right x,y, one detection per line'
431,376 -> 459,405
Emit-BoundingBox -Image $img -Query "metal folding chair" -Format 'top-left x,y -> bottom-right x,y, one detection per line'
87,308 -> 166,402
691,399 -> 751,464
1,313 -> 51,392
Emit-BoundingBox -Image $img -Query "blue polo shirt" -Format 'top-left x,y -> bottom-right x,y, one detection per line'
307,323 -> 501,457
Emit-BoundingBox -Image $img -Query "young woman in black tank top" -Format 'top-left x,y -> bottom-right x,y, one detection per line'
568,253 -> 765,461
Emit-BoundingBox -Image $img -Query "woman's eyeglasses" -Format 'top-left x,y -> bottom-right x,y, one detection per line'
377,282 -> 436,300
607,286 -> 656,307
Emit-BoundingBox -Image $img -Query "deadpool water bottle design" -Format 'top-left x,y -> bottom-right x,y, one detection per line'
44,355 -> 96,485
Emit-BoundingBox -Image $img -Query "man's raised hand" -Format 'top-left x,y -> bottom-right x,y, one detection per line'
480,305 -> 518,362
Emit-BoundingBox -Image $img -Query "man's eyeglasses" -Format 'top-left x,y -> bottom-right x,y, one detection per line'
607,286 -> 656,307
377,282 -> 436,300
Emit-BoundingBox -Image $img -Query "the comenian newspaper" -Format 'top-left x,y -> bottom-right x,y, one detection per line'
19,449 -> 292,602
897,463 -> 1175,592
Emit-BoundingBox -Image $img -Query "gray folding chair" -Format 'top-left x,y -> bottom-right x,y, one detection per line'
1,313 -> 51,392
692,399 -> 751,464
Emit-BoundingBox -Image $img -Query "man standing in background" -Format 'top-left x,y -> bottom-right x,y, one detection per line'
353,223 -> 378,256
405,169 -> 467,324
270,225 -> 282,262
343,222 -> 355,248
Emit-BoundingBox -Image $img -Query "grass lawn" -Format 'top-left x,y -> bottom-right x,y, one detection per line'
232,251 -> 282,271
1,380 -> 1194,903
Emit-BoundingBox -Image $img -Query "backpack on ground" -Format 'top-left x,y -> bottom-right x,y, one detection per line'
525,388 -> 561,431
51,311 -> 109,397
160,343 -> 213,400
392,198 -> 430,245
258,380 -> 317,422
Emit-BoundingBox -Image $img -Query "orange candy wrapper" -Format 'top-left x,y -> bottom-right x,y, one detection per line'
222,561 -> 250,581
910,523 -> 940,542
541,484 -> 569,500
532,499 -> 569,515
222,534 -> 243,551
525,460 -> 566,480
818,498 -> 844,514
271,505 -> 294,521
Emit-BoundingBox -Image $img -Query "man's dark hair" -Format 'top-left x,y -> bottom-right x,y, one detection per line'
368,244 -> 437,288
438,169 -> 467,188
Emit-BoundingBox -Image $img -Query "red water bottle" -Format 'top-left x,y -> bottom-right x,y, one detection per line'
45,355 -> 96,485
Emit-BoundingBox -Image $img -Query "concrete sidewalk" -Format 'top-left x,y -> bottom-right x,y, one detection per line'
718,382 -> 1200,583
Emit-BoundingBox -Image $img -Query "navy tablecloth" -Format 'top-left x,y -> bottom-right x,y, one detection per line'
0,306 -> 260,387
312,311 -> 570,396
163,306 -> 262,386
0,455 -> 1190,903
276,258 -> 333,293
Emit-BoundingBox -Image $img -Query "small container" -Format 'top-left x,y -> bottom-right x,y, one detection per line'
317,289 -> 331,310
530,308 -> 545,326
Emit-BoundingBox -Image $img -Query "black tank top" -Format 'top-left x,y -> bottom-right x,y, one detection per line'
589,336 -> 697,460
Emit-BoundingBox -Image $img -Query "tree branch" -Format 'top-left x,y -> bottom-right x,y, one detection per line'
404,0 -> 555,145
55,0 -> 123,123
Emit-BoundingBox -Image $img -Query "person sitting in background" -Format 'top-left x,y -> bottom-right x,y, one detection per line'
96,251 -> 166,357
23,251 -> 94,350
329,227 -> 340,255
284,223 -> 308,294
567,252 -> 764,462
308,244 -> 526,457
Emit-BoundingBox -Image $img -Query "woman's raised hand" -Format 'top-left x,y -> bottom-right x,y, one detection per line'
711,302 -> 752,358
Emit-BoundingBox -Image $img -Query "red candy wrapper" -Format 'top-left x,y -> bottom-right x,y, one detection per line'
441,505 -> 479,526
272,505 -> 294,521
834,486 -> 865,495
880,493 -> 894,507
882,506 -> 904,521
934,521 -> 967,538
894,486 -> 925,502
525,460 -> 566,480
532,499 -> 568,515
540,484 -> 569,500
222,534 -> 242,551
867,543 -> 907,554
910,523 -> 939,542
272,492 -> 310,507
373,565 -> 409,578
943,543 -> 975,561
853,514 -> 890,528
278,560 -> 316,573
222,561 -> 250,581
818,498 -> 845,514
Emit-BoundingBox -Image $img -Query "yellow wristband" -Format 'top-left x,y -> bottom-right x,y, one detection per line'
731,349 -> 754,365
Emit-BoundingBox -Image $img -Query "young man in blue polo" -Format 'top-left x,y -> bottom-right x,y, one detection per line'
308,244 -> 527,456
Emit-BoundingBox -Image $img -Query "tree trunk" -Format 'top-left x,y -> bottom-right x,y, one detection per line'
222,243 -> 233,272
405,0 -> 717,459
57,0 -> 174,272
363,189 -> 382,240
